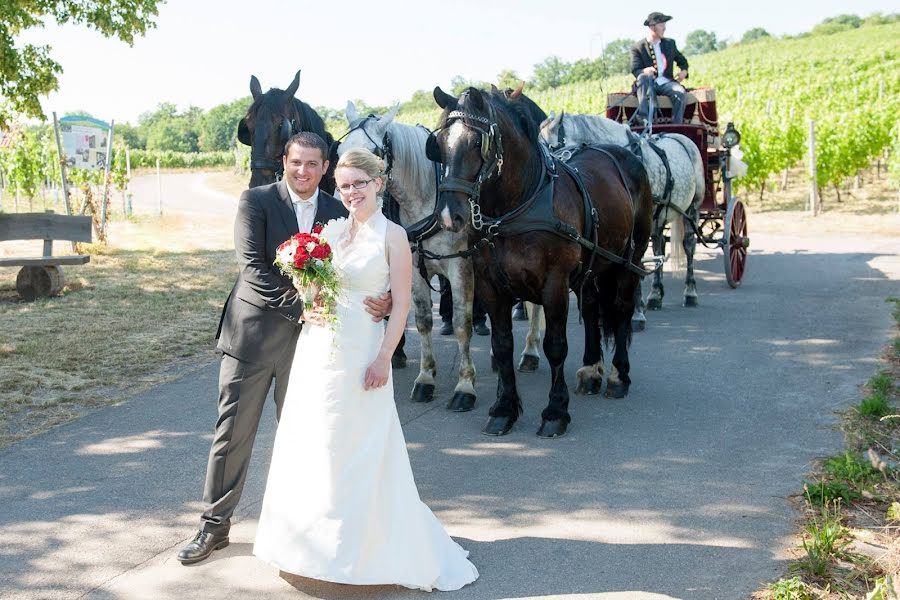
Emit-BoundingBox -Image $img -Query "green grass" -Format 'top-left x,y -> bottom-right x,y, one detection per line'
824,451 -> 882,487
860,373 -> 895,418
767,576 -> 811,600
804,480 -> 859,504
792,500 -> 851,579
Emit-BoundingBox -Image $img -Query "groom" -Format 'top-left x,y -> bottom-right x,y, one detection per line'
178,132 -> 391,564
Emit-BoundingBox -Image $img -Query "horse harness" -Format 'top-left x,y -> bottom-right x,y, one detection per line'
250,111 -> 302,180
428,107 -> 658,306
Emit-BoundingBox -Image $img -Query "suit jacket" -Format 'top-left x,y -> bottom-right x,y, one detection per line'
216,179 -> 348,363
630,38 -> 689,81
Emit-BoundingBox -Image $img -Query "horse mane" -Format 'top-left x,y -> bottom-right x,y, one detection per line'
245,88 -> 333,145
438,87 -> 541,146
384,122 -> 433,203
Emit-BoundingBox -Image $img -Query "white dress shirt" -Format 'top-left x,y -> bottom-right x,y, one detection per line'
651,39 -> 671,85
286,185 -> 319,233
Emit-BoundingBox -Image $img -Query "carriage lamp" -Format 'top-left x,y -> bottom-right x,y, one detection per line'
722,122 -> 741,148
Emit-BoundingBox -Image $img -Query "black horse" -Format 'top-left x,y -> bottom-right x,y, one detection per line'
238,70 -> 336,192
429,86 -> 652,438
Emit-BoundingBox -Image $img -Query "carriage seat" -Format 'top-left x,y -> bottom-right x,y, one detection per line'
606,86 -> 718,130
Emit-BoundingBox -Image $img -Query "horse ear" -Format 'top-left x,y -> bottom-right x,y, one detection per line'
237,118 -> 251,146
552,111 -> 563,127
382,103 -> 400,126
346,101 -> 358,123
249,76 -> 262,100
433,86 -> 457,110
285,70 -> 301,98
490,84 -> 500,94
509,82 -> 525,99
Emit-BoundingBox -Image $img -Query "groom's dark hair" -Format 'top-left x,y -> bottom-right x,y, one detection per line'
284,132 -> 329,163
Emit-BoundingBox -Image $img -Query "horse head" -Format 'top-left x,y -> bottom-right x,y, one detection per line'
431,86 -> 538,233
538,111 -> 565,150
336,102 -> 401,159
238,71 -> 303,188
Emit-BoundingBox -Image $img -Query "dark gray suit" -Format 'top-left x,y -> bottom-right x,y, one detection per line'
201,179 -> 347,535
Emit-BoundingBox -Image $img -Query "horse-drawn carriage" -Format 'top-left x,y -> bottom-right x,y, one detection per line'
605,87 -> 749,288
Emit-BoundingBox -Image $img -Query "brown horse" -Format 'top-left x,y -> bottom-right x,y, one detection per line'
429,86 -> 652,438
237,70 -> 336,192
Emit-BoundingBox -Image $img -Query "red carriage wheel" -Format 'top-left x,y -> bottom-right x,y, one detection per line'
723,197 -> 749,288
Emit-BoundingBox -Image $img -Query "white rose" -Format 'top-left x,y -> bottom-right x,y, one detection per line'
305,242 -> 317,253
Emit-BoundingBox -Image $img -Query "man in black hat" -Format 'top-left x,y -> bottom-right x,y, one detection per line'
630,12 -> 690,125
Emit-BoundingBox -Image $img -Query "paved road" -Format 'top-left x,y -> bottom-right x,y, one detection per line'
1,175 -> 898,598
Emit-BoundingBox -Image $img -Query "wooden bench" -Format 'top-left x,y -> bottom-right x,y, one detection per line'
0,212 -> 93,300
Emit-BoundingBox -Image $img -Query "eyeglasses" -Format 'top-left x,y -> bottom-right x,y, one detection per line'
336,179 -> 374,194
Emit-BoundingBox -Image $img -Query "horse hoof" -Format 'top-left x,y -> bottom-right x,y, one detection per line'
491,356 -> 499,372
512,305 -> 528,321
646,297 -> 662,310
410,383 -> 435,403
632,318 -> 646,332
391,354 -> 407,369
517,354 -> 539,372
447,392 -> 476,412
606,381 -> 630,399
482,416 -> 515,436
683,296 -> 698,307
576,378 -> 602,395
537,419 -> 568,438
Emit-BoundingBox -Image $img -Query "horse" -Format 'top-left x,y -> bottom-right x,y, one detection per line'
335,102 -> 479,412
539,112 -> 705,328
429,86 -> 653,438
237,70 -> 336,193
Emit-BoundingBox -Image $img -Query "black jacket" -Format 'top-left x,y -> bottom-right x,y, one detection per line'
216,179 -> 348,362
630,38 -> 689,80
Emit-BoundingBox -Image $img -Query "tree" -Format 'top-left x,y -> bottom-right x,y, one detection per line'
601,39 -> 634,76
567,58 -> 607,84
496,69 -> 521,91
0,0 -> 161,130
740,27 -> 771,44
812,14 -> 862,35
531,56 -> 569,90
684,29 -> 722,55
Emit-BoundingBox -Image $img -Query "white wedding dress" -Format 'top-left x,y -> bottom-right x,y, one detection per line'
254,210 -> 478,591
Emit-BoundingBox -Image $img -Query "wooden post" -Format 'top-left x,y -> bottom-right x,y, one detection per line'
15,183 -> 20,212
808,120 -> 819,216
124,147 -> 131,216
157,158 -> 162,216
766,98 -> 772,116
879,78 -> 884,100
52,112 -> 73,217
99,120 -> 114,237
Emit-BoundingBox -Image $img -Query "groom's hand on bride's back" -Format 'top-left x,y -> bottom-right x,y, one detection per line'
363,292 -> 392,322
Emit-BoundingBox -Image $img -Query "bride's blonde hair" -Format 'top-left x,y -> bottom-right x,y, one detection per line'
335,148 -> 385,181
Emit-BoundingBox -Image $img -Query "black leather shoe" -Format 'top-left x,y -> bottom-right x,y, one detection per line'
177,531 -> 230,565
473,321 -> 490,336
439,321 -> 454,335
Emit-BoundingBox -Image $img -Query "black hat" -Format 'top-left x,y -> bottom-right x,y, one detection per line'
644,12 -> 673,26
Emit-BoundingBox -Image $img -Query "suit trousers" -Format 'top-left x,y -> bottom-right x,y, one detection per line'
200,330 -> 299,535
635,74 -> 687,124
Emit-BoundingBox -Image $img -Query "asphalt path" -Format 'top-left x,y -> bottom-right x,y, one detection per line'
1,172 -> 898,599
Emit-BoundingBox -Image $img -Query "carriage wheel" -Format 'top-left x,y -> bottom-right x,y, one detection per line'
723,198 -> 749,288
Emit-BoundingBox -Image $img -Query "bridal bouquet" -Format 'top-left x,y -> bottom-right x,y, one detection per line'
274,224 -> 341,325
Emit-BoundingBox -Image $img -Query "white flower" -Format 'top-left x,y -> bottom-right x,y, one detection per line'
314,259 -> 324,267
305,242 -> 316,253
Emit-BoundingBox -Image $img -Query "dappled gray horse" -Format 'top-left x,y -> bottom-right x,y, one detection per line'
540,112 -> 705,328
337,103 -> 479,411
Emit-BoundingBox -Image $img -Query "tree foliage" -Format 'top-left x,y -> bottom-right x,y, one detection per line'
684,29 -> 725,55
812,14 -> 862,35
741,27 -> 771,44
0,0 -> 162,130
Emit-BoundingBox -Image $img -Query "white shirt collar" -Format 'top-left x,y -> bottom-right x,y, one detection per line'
286,184 -> 319,208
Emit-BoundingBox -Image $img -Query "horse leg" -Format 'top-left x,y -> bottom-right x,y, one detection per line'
606,312 -> 633,398
646,231 -> 666,310
446,262 -> 477,412
391,328 -> 407,368
517,302 -> 543,372
537,281 -> 572,438
682,210 -> 699,307
483,295 -> 521,436
410,274 -> 436,403
631,277 -> 647,331
576,292 -> 604,396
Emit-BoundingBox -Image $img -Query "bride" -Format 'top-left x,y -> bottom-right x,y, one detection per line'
253,148 -> 478,591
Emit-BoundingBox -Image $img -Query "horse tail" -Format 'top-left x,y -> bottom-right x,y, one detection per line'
668,213 -> 686,277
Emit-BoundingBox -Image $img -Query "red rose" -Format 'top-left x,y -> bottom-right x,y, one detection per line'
312,224 -> 323,234
310,244 -> 329,260
293,248 -> 310,269
320,243 -> 331,256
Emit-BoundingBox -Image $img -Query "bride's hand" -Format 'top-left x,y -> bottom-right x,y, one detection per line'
301,304 -> 328,327
364,357 -> 390,390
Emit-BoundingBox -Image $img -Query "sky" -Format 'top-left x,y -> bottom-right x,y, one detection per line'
16,0 -> 898,125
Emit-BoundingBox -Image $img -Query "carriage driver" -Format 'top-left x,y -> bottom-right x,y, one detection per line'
630,12 -> 690,125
